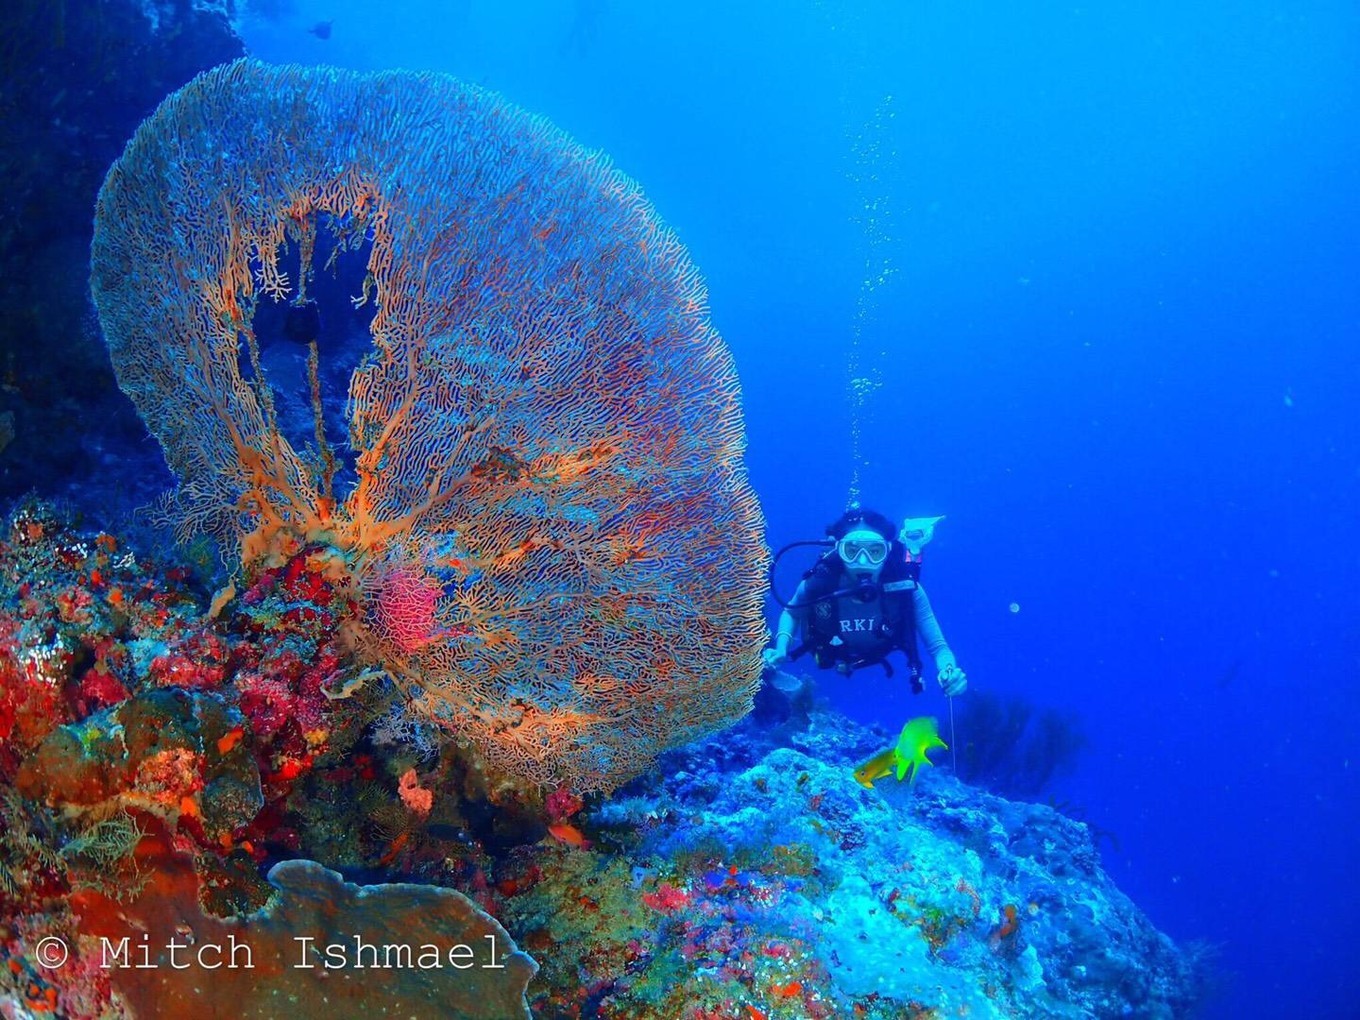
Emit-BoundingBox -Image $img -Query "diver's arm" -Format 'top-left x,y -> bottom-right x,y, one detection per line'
765,580 -> 810,666
913,584 -> 967,694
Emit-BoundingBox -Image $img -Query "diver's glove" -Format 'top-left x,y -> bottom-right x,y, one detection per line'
762,645 -> 791,669
938,661 -> 968,697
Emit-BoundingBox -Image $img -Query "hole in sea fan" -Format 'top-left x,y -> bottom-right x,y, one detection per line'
238,215 -> 375,499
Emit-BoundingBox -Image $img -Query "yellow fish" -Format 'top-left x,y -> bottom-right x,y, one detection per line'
853,717 -> 948,788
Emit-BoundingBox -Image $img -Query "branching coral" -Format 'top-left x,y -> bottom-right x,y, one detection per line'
90,59 -> 768,792
60,810 -> 146,869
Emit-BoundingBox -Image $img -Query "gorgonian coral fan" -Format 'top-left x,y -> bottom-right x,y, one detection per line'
90,59 -> 767,791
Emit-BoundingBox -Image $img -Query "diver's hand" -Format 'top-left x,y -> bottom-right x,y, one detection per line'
762,646 -> 790,669
938,663 -> 968,696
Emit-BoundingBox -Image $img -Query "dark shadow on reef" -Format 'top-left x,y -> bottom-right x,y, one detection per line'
0,0 -> 243,519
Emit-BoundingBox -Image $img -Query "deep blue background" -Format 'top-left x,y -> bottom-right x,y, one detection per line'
242,1 -> 1360,1014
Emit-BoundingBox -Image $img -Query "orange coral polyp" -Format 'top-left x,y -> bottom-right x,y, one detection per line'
91,59 -> 768,791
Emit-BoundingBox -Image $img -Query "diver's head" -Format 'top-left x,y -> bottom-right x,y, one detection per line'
838,527 -> 891,577
827,508 -> 895,579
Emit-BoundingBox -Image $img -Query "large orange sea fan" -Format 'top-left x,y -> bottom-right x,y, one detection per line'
90,59 -> 768,791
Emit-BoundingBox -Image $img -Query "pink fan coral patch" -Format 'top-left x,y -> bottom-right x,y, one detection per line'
371,567 -> 444,654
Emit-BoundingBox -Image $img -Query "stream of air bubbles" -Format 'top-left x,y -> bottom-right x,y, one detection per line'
845,93 -> 898,509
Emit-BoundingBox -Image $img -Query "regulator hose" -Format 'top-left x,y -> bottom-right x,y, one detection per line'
768,539 -> 834,608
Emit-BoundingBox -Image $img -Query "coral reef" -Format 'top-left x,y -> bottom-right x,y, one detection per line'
489,715 -> 1206,1019
90,59 -> 767,793
0,505 -> 1209,1018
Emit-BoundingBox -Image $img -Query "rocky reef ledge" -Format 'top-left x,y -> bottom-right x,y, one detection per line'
0,504 -> 1209,1018
502,708 -> 1209,1019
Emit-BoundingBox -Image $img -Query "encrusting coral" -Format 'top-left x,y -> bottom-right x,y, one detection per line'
78,856 -> 538,1020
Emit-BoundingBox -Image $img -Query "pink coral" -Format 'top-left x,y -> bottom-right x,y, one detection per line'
370,566 -> 444,653
545,785 -> 584,824
397,767 -> 433,817
642,882 -> 691,913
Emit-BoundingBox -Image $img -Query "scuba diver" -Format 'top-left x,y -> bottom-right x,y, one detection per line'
763,508 -> 968,697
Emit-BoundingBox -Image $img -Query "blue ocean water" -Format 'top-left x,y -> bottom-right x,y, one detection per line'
187,1 -> 1355,1015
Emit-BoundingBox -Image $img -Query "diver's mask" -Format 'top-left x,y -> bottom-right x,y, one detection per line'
837,529 -> 890,572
